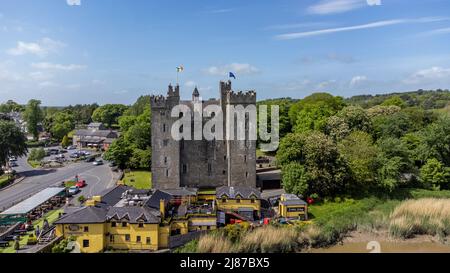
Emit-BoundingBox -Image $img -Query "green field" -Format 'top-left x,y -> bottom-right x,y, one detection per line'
122,171 -> 152,189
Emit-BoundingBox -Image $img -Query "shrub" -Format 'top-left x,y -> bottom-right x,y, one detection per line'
237,226 -> 298,253
197,234 -> 234,253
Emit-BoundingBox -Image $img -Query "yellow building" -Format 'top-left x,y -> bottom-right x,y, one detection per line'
55,206 -> 161,253
278,194 -> 308,220
216,186 -> 261,220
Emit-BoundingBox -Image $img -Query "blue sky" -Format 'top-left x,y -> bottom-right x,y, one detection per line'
1,0 -> 450,105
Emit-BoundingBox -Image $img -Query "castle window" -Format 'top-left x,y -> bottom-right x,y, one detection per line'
208,163 -> 212,176
246,172 -> 249,178
166,169 -> 169,177
244,155 -> 247,162
182,164 -> 187,174
223,170 -> 226,175
179,112 -> 183,118
164,157 -> 167,164
163,124 -> 166,132
179,125 -> 183,133
136,236 -> 141,243
224,155 -> 227,161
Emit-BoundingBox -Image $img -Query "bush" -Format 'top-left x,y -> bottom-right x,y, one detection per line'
28,148 -> 46,162
197,234 -> 235,253
78,195 -> 86,203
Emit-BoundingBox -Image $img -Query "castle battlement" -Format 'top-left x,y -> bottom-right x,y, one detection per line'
150,95 -> 167,108
226,90 -> 257,104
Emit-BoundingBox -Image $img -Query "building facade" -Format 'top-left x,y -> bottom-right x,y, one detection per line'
151,81 -> 257,190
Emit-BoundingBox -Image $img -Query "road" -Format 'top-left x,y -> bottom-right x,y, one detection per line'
0,157 -> 116,212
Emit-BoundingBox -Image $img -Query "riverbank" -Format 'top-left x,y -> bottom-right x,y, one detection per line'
177,188 -> 450,253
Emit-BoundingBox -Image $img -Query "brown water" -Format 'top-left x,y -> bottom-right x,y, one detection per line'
310,241 -> 450,253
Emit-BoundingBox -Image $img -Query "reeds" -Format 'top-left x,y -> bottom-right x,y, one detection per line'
389,198 -> 450,240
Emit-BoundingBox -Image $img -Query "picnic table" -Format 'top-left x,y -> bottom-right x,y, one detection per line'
0,241 -> 10,248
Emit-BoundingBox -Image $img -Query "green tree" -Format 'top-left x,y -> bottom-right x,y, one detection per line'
381,96 -> 406,108
0,100 -> 24,113
23,99 -> 43,140
50,112 -> 75,141
61,135 -> 70,148
281,162 -> 308,196
92,104 -> 128,128
29,148 -> 46,162
0,120 -> 28,168
276,133 -> 307,167
338,131 -> 379,189
103,137 -> 133,169
326,106 -> 371,140
420,158 -> 450,190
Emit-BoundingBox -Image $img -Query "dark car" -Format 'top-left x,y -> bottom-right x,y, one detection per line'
85,156 -> 96,163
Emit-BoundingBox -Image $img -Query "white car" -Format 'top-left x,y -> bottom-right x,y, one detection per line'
68,186 -> 80,196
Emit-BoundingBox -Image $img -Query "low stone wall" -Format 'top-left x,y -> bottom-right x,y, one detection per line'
168,230 -> 208,249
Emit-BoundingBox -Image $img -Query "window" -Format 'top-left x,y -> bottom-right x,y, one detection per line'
208,163 -> 212,176
207,226 -> 211,230
146,237 -> 151,245
182,164 -> 187,174
138,222 -> 144,228
224,155 -> 227,161
222,198 -> 226,203
251,198 -> 255,203
111,222 -> 116,227
84,226 -> 89,232
125,234 -> 130,242
166,169 -> 169,177
136,236 -> 141,243
236,198 -> 241,203
122,222 -> 128,227
180,139 -> 184,150
163,124 -> 166,132
222,170 -> 226,175
246,172 -> 249,178
110,235 -> 115,243
164,157 -> 168,164
83,240 -> 89,248
244,155 -> 247,162
163,139 -> 168,146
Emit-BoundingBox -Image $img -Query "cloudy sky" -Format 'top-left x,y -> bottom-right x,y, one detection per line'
1,0 -> 450,105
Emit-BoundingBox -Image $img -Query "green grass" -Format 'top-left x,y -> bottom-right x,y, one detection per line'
64,181 -> 76,188
0,209 -> 63,253
27,160 -> 41,169
122,170 -> 152,189
0,175 -> 12,188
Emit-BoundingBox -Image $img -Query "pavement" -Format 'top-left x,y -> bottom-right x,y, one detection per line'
0,156 -> 116,212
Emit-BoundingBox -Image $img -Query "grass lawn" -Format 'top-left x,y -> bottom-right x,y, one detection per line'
64,181 -> 76,188
0,175 -> 12,188
27,160 -> 41,169
0,209 -> 63,253
122,170 -> 152,189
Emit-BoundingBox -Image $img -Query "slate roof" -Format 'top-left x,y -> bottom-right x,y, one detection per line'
216,186 -> 261,199
145,190 -> 172,210
74,129 -> 117,138
55,206 -> 107,224
106,206 -> 160,224
96,185 -> 132,208
280,200 -> 307,206
161,188 -> 198,197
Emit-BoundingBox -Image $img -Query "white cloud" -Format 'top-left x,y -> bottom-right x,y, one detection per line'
424,27 -> 450,36
404,67 -> 450,85
307,0 -> 367,15
0,68 -> 21,82
350,75 -> 368,86
31,62 -> 86,71
7,37 -> 66,56
275,17 -> 448,40
205,63 -> 260,76
38,81 -> 59,88
67,0 -> 81,6
185,81 -> 196,88
208,9 -> 233,14
29,71 -> 54,81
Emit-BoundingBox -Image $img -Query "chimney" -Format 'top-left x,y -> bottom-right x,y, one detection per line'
159,199 -> 165,220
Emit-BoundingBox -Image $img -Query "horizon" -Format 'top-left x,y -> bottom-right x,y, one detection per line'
1,0 -> 450,105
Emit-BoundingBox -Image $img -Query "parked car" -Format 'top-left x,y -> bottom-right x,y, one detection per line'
93,159 -> 103,166
68,186 -> 80,196
85,156 -> 95,163
57,154 -> 65,159
70,152 -> 80,158
75,180 -> 87,188
67,145 -> 77,150
9,162 -> 18,167
8,157 -> 17,162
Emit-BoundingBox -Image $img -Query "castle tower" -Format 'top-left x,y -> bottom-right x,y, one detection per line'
150,84 -> 181,189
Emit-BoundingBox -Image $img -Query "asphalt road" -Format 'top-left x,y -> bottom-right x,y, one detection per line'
0,157 -> 115,212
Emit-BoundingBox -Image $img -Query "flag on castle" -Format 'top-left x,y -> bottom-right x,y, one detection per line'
229,72 -> 236,79
176,65 -> 184,73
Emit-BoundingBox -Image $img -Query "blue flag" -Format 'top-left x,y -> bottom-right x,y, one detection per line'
229,72 -> 236,79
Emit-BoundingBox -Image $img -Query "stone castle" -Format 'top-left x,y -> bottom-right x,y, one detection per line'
150,81 -> 256,190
